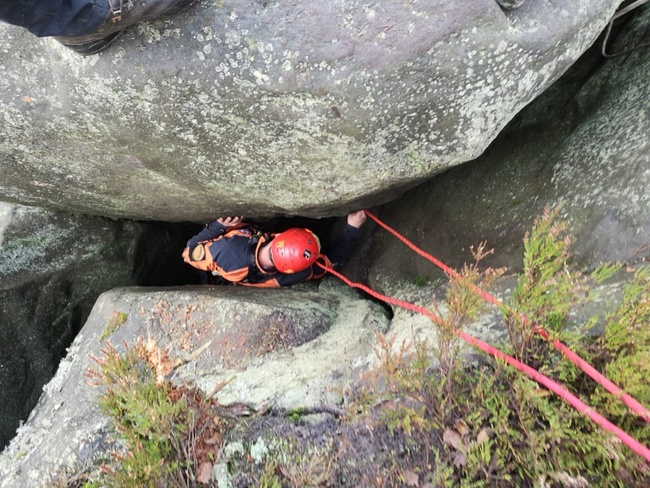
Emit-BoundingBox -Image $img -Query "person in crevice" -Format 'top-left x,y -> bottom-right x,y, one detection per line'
182,211 -> 367,288
0,0 -> 192,55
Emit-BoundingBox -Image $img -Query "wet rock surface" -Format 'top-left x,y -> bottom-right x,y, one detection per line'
0,0 -> 621,221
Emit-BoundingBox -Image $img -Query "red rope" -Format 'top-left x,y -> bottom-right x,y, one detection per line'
363,210 -> 650,423
318,263 -> 650,462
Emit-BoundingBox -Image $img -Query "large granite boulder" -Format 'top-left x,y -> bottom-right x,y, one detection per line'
0,0 -> 622,222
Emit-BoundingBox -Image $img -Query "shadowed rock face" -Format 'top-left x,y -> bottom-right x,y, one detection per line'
0,205 -> 135,449
0,0 -> 621,222
366,5 -> 650,288
0,204 -> 196,450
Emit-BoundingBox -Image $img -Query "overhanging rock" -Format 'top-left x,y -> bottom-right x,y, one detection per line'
0,0 -> 622,221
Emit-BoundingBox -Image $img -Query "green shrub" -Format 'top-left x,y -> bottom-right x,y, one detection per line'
348,206 -> 649,486
85,339 -> 226,487
590,267 -> 650,443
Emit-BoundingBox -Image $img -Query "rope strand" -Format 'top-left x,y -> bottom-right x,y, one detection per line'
318,263 -> 650,462
363,210 -> 650,423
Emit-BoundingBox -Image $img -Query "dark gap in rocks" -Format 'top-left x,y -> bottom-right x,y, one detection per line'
132,221 -> 202,286
131,214 -> 397,319
71,303 -> 85,337
364,291 -> 395,320
132,215 -> 397,325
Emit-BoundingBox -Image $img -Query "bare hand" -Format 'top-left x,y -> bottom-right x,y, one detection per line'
347,210 -> 366,228
217,216 -> 244,227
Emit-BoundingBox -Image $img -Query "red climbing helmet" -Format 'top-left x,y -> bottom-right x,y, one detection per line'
270,228 -> 321,273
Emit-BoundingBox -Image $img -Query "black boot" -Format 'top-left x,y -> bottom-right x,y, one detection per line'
55,0 -> 193,55
496,0 -> 527,10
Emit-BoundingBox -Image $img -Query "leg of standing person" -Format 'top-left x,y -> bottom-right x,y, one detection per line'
0,0 -> 193,55
0,0 -> 108,37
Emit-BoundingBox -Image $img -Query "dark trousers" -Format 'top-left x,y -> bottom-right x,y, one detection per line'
0,0 -> 108,37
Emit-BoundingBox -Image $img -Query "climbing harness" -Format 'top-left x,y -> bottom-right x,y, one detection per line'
317,210 -> 650,462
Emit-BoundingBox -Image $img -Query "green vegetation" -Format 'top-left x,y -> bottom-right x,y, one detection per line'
284,408 -> 305,423
52,207 -> 649,486
348,206 -> 649,486
82,338 -> 228,487
251,439 -> 335,488
410,275 -> 430,287
99,311 -> 128,341
591,266 -> 650,443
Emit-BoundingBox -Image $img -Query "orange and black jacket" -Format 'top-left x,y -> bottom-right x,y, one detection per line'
182,220 -> 361,288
